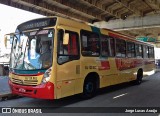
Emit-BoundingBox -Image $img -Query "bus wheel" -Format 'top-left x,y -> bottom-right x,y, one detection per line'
83,78 -> 97,99
135,69 -> 143,85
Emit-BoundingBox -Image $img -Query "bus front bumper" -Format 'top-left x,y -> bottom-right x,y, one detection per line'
8,80 -> 54,100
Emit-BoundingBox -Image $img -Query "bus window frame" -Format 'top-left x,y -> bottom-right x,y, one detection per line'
135,44 -> 143,58
115,38 -> 126,58
100,34 -> 110,57
148,46 -> 154,58
80,29 -> 100,57
126,41 -> 136,58
143,45 -> 148,58
107,36 -> 115,57
57,29 -> 80,65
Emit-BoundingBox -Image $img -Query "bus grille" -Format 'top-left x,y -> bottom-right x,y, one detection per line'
12,78 -> 38,86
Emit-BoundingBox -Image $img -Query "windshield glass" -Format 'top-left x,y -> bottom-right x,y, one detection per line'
10,29 -> 54,70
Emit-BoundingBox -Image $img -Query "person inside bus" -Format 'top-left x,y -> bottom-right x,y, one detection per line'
39,40 -> 52,68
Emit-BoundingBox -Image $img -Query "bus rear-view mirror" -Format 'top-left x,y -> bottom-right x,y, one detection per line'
63,33 -> 69,45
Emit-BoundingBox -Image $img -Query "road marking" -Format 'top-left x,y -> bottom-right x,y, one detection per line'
113,93 -> 128,99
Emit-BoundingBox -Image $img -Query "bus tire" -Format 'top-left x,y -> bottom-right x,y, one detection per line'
82,77 -> 97,99
135,69 -> 143,85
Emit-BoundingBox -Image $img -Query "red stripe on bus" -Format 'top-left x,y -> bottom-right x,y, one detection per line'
99,61 -> 110,70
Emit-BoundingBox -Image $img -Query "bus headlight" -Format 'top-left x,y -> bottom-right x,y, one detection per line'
42,67 -> 52,84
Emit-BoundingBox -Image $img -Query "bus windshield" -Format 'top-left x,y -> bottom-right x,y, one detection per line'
10,29 -> 54,70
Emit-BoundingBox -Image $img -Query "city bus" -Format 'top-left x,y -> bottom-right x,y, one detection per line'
8,16 -> 155,100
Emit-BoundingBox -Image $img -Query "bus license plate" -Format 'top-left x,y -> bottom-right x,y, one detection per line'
19,88 -> 26,92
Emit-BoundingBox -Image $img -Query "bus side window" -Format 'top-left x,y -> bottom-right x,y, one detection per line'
143,46 -> 149,58
135,44 -> 143,58
148,46 -> 152,58
81,30 -> 100,56
109,37 -> 115,57
58,29 -> 79,64
100,35 -> 109,57
127,42 -> 135,58
149,47 -> 154,58
116,38 -> 126,57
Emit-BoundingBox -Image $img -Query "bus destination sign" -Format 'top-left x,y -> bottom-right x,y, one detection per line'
17,18 -> 57,31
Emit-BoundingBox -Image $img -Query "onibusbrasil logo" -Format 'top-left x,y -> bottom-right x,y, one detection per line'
1,107 -> 42,113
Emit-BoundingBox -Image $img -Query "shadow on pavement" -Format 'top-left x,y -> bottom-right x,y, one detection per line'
19,79 -> 149,108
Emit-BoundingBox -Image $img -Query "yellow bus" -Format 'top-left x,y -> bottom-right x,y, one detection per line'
8,16 -> 155,99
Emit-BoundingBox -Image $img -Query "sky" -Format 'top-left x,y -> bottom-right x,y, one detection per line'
0,4 -> 44,55
0,4 -> 44,40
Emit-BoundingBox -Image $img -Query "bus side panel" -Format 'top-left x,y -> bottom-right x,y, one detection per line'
56,81 -> 62,99
56,60 -> 79,98
55,25 -> 82,98
98,58 -> 119,88
115,58 -> 138,83
80,56 -> 121,89
143,58 -> 155,76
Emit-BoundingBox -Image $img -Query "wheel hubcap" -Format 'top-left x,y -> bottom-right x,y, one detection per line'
86,82 -> 93,93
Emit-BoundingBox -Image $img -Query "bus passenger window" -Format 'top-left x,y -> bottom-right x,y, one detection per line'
109,37 -> 115,57
127,42 -> 135,58
135,44 -> 143,58
101,35 -> 109,57
143,46 -> 149,58
148,47 -> 154,58
81,30 -> 100,56
116,39 -> 126,57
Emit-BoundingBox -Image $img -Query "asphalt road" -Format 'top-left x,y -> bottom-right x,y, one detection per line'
1,72 -> 160,116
